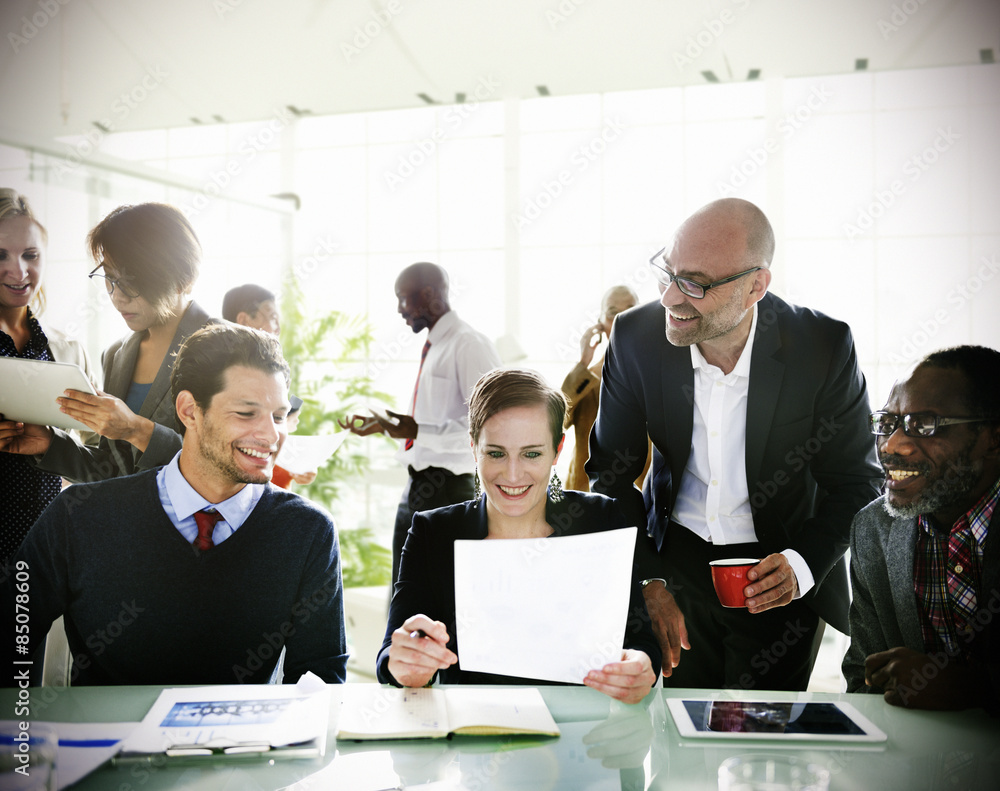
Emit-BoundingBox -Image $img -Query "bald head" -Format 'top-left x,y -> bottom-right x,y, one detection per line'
397,262 -> 449,296
602,285 -> 638,309
599,285 -> 638,335
679,198 -> 775,270
395,262 -> 451,333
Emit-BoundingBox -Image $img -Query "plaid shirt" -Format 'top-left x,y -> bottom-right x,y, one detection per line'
913,476 -> 999,656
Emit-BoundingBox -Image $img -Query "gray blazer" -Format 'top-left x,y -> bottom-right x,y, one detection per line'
33,301 -> 214,483
843,493 -> 999,709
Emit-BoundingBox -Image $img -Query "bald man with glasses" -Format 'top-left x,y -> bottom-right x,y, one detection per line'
843,346 -> 999,712
588,198 -> 882,691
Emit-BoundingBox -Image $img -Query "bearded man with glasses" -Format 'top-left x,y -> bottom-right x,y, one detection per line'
587,198 -> 881,691
843,345 -> 1000,712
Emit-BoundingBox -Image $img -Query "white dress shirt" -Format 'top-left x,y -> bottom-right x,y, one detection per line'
395,310 -> 501,475
671,305 -> 815,596
156,452 -> 265,546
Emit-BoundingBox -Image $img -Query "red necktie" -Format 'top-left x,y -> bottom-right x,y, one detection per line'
193,509 -> 223,551
404,341 -> 431,451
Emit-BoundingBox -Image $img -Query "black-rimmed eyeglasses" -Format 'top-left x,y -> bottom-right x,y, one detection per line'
648,247 -> 761,299
869,411 -> 989,438
88,266 -> 138,300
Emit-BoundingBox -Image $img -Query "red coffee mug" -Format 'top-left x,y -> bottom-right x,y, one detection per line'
710,558 -> 759,608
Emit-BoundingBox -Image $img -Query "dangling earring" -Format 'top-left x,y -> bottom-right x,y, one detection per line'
548,469 -> 564,503
473,467 -> 482,502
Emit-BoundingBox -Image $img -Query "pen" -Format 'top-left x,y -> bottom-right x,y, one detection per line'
410,629 -> 428,639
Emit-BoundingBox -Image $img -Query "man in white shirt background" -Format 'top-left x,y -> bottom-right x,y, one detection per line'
588,199 -> 881,691
341,262 -> 501,585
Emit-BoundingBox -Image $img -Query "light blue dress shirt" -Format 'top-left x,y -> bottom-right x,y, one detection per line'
156,452 -> 265,546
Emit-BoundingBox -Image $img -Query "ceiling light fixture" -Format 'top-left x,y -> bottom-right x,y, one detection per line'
536,85 -> 550,96
456,93 -> 466,104
746,69 -> 761,80
855,58 -> 868,71
701,70 -> 719,83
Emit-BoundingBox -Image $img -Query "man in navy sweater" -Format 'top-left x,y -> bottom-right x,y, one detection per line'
6,323 -> 347,685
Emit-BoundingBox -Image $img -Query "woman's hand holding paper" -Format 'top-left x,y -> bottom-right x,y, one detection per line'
583,649 -> 656,705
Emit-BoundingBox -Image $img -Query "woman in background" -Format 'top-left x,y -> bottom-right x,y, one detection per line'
377,367 -> 660,704
0,202 -> 213,482
0,190 -> 94,564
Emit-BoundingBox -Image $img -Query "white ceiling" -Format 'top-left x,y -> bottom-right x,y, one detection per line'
0,0 -> 997,145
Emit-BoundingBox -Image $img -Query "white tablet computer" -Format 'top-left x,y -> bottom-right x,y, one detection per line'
0,358 -> 97,432
666,698 -> 887,743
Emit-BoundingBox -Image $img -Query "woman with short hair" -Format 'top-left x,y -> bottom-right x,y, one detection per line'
1,202 -> 215,482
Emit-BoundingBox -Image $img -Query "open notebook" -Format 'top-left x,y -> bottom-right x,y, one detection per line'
336,686 -> 560,740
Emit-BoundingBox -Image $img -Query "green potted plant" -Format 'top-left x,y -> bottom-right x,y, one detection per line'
278,273 -> 392,588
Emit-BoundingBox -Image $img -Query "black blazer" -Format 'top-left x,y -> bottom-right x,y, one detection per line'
375,491 -> 663,685
34,301 -> 215,483
587,293 -> 882,633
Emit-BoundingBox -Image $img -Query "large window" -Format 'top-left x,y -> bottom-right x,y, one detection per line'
4,62 -> 997,547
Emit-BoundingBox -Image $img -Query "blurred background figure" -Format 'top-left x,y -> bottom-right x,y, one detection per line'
339,262 -> 501,586
0,190 -> 95,567
268,397 -> 316,488
222,283 -> 280,336
1,202 -> 213,483
223,282 -> 315,487
561,285 -> 650,492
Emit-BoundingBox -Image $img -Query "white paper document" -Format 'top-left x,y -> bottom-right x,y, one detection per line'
276,432 -> 349,474
454,526 -> 637,684
0,720 -> 137,790
120,672 -> 330,756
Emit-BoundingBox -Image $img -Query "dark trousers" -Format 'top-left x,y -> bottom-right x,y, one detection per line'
659,523 -> 823,692
392,466 -> 475,586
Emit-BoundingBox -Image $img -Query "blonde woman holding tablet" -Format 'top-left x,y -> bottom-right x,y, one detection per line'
0,190 -> 94,563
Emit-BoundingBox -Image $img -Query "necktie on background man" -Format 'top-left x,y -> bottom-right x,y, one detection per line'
404,340 -> 431,451
193,509 -> 223,551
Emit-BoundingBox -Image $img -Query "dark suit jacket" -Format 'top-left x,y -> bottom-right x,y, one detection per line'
587,293 -> 882,633
375,491 -> 662,686
843,495 -> 999,712
34,301 -> 215,483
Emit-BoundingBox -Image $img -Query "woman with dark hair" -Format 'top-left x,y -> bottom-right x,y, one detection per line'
0,190 -> 95,563
377,367 -> 660,704
1,202 -> 214,482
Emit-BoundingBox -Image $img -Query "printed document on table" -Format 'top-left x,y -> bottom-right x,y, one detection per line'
120,672 -> 329,755
454,526 -> 637,684
0,720 -> 136,790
